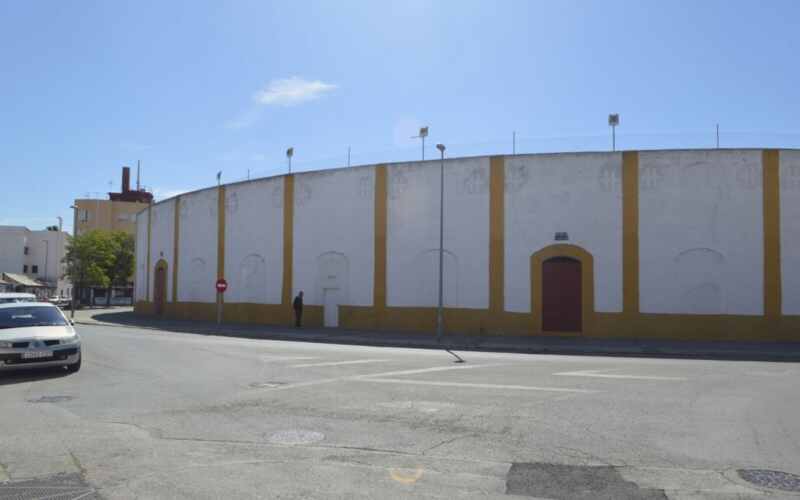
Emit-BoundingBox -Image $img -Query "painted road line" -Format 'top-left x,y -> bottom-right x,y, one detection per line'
353,363 -> 506,379
291,359 -> 388,368
261,356 -> 319,362
359,378 -> 599,393
554,369 -> 687,381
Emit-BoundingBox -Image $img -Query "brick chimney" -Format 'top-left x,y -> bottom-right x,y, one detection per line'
122,167 -> 131,193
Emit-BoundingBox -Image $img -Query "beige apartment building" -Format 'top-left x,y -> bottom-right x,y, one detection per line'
73,166 -> 153,237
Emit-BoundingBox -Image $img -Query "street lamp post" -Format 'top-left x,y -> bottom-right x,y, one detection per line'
69,205 -> 78,319
286,147 -> 294,173
608,114 -> 620,151
435,143 -> 446,343
43,239 -> 49,284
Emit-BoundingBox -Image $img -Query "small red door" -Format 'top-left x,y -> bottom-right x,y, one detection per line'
542,257 -> 582,332
154,264 -> 167,315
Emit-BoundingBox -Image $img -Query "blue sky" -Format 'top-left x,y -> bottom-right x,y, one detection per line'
2,0 -> 798,233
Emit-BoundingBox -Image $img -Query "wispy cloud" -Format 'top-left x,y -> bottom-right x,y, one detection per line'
253,77 -> 337,107
225,76 -> 337,129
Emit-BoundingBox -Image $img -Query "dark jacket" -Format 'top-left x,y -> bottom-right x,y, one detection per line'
293,296 -> 303,312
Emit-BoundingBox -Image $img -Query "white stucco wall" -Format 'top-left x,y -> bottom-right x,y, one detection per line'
293,166 -> 375,306
148,199 -> 176,302
780,150 -> 800,315
134,210 -> 148,301
504,153 -> 623,313
224,177 -> 284,304
387,157 -> 490,309
639,150 -> 763,315
176,189 -> 218,303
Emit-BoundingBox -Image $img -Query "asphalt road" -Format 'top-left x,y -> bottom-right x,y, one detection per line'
1,324 -> 799,499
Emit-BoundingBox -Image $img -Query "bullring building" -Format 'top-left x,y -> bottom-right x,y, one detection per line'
134,149 -> 799,341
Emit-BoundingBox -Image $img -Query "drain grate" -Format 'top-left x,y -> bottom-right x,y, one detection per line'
738,469 -> 800,492
27,395 -> 75,404
268,430 -> 325,445
0,473 -> 99,499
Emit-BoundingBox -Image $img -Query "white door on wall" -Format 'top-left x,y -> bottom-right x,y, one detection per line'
323,288 -> 339,327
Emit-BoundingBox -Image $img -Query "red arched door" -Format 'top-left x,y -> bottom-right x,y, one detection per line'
153,262 -> 167,315
542,257 -> 582,332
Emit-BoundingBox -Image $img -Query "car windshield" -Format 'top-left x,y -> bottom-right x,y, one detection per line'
0,307 -> 67,329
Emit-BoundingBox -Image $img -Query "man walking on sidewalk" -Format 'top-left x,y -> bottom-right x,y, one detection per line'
293,291 -> 304,328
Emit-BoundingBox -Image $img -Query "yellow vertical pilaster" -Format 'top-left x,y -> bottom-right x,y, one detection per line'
281,176 -> 295,322
763,150 -> 782,318
172,196 -> 180,303
622,151 -> 640,315
146,202 -> 152,302
373,165 -> 388,326
217,186 -> 226,304
489,156 -> 505,327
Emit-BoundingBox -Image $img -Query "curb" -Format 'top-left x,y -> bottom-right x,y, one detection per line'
74,319 -> 800,361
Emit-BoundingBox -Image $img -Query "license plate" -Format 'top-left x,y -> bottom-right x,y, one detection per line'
22,351 -> 52,360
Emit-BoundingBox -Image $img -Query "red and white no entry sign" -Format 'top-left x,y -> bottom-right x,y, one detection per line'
215,278 -> 228,293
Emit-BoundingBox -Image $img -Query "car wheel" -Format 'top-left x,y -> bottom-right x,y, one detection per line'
66,357 -> 81,373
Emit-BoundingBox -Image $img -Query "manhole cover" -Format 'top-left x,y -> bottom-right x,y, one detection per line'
738,469 -> 800,492
268,430 -> 325,445
27,395 -> 75,404
249,381 -> 287,389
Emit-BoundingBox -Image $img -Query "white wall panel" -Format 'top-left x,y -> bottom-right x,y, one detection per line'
148,199 -> 175,302
780,150 -> 800,315
134,210 -> 148,301
504,153 -> 623,313
293,166 -> 374,306
177,189 -> 218,303
224,177 -> 284,304
639,150 -> 763,315
387,158 -> 490,309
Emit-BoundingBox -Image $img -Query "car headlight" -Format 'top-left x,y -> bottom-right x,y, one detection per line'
0,341 -> 12,348
60,335 -> 79,345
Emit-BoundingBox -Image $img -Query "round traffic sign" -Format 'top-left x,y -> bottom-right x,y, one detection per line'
216,278 -> 228,293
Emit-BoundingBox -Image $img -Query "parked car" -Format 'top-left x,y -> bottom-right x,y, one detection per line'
0,293 -> 37,304
0,302 -> 81,372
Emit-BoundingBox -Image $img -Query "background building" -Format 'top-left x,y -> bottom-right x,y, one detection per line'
73,165 -> 153,237
0,225 -> 71,298
133,148 -> 800,341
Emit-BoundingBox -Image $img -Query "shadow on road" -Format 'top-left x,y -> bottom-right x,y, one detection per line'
0,367 -> 72,386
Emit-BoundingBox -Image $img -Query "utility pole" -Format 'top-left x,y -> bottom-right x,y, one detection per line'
347,146 -> 351,167
716,124 -> 720,149
513,131 -> 516,155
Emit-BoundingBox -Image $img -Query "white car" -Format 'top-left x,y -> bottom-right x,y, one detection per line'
0,292 -> 37,304
0,302 -> 81,373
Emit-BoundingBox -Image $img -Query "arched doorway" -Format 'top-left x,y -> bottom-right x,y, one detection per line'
530,244 -> 594,334
542,257 -> 582,332
153,260 -> 168,315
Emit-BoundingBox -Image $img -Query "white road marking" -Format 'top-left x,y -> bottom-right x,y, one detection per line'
360,378 -> 598,393
291,359 -> 388,368
353,363 -> 506,379
261,356 -> 318,362
554,369 -> 687,381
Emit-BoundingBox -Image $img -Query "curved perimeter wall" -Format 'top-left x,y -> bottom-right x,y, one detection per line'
134,149 -> 800,340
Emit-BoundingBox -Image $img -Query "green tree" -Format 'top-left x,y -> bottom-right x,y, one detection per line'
63,230 -> 115,307
104,231 -> 135,306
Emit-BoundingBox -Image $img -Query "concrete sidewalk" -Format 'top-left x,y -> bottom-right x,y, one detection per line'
72,307 -> 800,361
